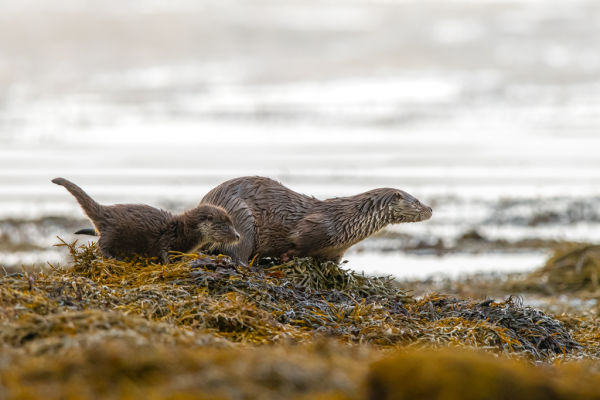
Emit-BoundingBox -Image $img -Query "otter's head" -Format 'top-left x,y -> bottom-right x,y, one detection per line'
388,190 -> 432,224
186,205 -> 240,245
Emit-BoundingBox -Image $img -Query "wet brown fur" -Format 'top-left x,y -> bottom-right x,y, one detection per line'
201,176 -> 432,264
52,177 -> 239,263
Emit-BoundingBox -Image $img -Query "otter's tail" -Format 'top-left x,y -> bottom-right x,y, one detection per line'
52,177 -> 104,222
74,228 -> 98,236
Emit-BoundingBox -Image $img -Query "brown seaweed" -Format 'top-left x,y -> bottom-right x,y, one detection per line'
0,239 -> 581,358
1,239 -> 600,399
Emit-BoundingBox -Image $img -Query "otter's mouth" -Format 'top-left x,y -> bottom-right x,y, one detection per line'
417,206 -> 433,222
226,236 -> 240,244
393,205 -> 432,223
210,230 -> 241,245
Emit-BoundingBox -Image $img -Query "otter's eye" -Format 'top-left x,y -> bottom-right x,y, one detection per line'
201,215 -> 214,222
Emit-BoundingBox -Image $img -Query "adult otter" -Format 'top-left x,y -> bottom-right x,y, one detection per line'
52,177 -> 239,263
200,176 -> 432,264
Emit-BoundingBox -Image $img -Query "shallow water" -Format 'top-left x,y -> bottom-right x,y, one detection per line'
1,0 -> 599,278
345,251 -> 549,280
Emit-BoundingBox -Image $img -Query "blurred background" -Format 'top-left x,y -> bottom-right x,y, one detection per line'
1,0 -> 599,278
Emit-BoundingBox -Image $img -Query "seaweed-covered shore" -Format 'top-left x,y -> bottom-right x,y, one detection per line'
1,241 -> 600,399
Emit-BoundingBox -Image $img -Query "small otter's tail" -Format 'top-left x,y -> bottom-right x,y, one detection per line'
52,177 -> 104,222
74,228 -> 98,236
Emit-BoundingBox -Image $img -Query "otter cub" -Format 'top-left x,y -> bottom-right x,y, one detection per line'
52,177 -> 239,263
201,176 -> 432,264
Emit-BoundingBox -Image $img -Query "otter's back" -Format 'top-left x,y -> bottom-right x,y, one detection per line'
202,177 -> 315,223
97,204 -> 174,258
201,176 -> 318,257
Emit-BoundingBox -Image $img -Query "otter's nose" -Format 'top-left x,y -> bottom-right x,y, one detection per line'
234,232 -> 241,241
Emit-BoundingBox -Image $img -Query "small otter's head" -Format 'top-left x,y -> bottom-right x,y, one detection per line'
186,205 -> 240,245
388,190 -> 432,223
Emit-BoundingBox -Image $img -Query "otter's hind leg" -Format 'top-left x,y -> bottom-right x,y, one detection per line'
97,236 -> 117,260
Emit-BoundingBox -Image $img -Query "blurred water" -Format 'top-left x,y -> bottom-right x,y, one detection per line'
1,0 -> 599,277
